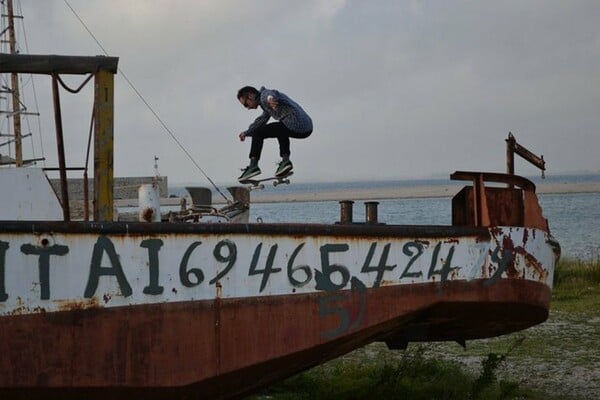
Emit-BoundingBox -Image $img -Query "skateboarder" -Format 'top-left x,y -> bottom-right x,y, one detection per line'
236,86 -> 313,182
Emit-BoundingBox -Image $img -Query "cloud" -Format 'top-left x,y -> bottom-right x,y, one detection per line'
311,0 -> 347,21
7,0 -> 600,186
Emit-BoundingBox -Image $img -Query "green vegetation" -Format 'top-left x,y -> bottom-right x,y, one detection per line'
552,258 -> 600,313
248,259 -> 599,400
249,342 -> 567,400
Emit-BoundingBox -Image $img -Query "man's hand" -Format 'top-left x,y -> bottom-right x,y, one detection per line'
239,132 -> 246,141
267,95 -> 278,110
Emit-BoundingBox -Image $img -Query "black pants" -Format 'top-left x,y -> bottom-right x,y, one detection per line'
249,122 -> 312,160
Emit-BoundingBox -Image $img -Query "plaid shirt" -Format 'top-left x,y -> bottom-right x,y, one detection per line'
245,87 -> 313,136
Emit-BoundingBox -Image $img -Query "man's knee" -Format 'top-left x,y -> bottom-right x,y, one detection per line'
294,130 -> 312,139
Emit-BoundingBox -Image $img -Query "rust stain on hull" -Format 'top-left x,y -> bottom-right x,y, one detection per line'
0,279 -> 550,399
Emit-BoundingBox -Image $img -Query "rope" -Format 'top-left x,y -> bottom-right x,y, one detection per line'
56,72 -> 94,94
62,0 -> 232,203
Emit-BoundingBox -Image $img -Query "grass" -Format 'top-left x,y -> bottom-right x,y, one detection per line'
552,258 -> 600,313
250,347 -> 491,400
249,344 -> 565,400
246,259 -> 600,400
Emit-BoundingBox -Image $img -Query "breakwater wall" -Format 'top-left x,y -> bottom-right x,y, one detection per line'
50,176 -> 169,201
49,176 -> 168,220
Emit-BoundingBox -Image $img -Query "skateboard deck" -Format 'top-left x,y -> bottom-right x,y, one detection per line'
240,172 -> 293,190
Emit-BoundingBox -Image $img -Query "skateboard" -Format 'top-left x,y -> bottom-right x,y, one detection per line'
240,172 -> 293,190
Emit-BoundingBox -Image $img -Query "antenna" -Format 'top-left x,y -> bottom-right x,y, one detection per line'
4,0 -> 23,166
153,155 -> 160,177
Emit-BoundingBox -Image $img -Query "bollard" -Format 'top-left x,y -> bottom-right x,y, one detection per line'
339,200 -> 354,224
365,201 -> 379,224
185,186 -> 212,212
138,184 -> 161,222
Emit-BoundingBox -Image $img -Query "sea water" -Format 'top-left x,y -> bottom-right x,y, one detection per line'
171,174 -> 600,261
249,193 -> 600,261
538,193 -> 600,261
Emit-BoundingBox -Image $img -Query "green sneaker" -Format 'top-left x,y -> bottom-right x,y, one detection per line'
238,165 -> 261,182
275,159 -> 293,177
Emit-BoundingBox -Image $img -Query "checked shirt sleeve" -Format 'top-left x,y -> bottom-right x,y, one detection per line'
244,110 -> 270,137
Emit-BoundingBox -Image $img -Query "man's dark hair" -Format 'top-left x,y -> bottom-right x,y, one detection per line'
237,86 -> 259,100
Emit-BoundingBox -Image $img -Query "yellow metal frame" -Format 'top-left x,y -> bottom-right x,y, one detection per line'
93,70 -> 115,221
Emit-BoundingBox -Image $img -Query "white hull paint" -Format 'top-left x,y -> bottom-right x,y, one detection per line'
0,226 -> 555,316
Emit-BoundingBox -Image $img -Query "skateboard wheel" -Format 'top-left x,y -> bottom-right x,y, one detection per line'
273,181 -> 279,187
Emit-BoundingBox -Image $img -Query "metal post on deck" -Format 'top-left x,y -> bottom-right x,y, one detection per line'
365,201 -> 379,224
51,74 -> 70,221
93,70 -> 115,222
506,132 -> 516,176
339,200 -> 354,224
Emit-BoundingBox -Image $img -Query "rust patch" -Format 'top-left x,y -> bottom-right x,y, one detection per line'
449,268 -> 461,280
215,281 -> 222,298
490,226 -> 504,237
141,207 -> 154,222
54,297 -> 101,312
493,230 -> 547,281
515,247 -> 547,281
5,296 -> 48,315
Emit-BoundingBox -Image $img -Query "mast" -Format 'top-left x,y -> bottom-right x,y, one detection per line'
6,0 -> 22,166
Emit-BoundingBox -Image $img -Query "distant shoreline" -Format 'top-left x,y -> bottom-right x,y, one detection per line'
116,181 -> 600,207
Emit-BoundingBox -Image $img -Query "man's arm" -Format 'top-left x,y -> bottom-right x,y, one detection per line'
262,89 -> 288,111
244,110 -> 270,137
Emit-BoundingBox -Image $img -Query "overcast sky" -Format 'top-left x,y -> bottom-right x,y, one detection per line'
4,0 -> 600,185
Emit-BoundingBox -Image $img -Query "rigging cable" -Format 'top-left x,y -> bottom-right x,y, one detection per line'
63,0 -> 232,203
13,0 -> 46,166
2,1 -> 46,167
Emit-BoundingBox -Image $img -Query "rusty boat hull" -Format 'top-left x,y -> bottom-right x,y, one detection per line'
0,220 -> 556,399
0,52 -> 558,399
0,281 -> 549,400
